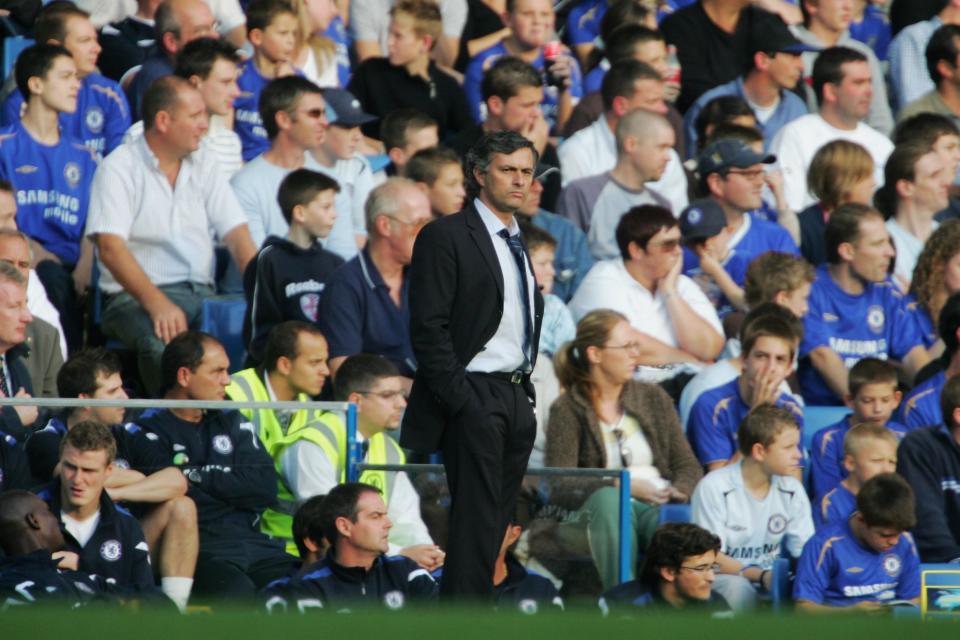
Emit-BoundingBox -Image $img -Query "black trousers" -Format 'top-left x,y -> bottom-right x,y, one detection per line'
439,372 -> 537,601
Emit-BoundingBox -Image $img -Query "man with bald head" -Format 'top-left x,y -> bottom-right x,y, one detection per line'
318,178 -> 433,382
558,109 -> 674,259
0,490 -> 123,607
87,76 -> 256,395
127,0 -> 219,119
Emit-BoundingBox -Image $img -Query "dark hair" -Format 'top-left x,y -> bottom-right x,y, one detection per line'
703,123 -> 762,149
277,168 -> 340,224
741,313 -> 801,361
615,204 -> 677,259
263,321 -> 327,373
142,75 -> 193,131
743,252 -> 815,309
875,142 -> 932,219
259,75 -> 324,140
33,1 -> 89,44
292,494 -> 327,558
694,95 -> 755,153
739,301 -> 804,345
894,112 -> 960,147
941,374 -> 960,429
481,56 -> 542,103
601,59 -> 660,112
14,43 -> 72,100
246,0 -> 296,34
464,130 -> 538,196
160,331 -> 219,394
847,357 -> 898,397
57,348 -> 122,401
518,219 -> 556,253
824,202 -> 883,265
738,403 -> 799,456
595,21 -> 662,71
939,292 -> 960,358
638,523 -> 722,591
926,24 -> 960,85
60,420 -> 116,465
319,482 -> 381,544
405,146 -> 462,185
332,354 -> 400,400
812,46 -> 868,106
380,108 -> 438,151
174,37 -> 241,80
0,179 -> 10,194
856,473 -> 917,531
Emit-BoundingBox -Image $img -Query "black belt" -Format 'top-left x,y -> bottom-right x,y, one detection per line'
477,370 -> 528,385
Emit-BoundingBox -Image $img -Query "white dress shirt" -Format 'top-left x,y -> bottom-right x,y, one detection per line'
465,198 -> 537,374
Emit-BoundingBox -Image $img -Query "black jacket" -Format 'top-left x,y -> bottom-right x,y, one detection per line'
0,549 -> 123,608
264,552 -> 437,612
243,235 -> 344,364
897,426 -> 960,562
0,429 -> 29,491
135,409 -> 277,539
401,204 -> 545,452
494,554 -> 563,613
36,479 -> 155,591
0,343 -> 38,441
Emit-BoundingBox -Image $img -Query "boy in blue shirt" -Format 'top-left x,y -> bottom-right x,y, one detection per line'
679,198 -> 749,317
799,203 -> 929,405
0,44 -> 98,352
1,4 -> 131,158
813,423 -> 898,530
795,473 -> 920,611
689,312 -> 804,470
235,0 -> 299,161
810,357 -> 909,497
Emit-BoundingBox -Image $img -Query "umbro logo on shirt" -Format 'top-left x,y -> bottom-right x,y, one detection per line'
15,165 -> 37,174
823,313 -> 839,321
846,566 -> 864,573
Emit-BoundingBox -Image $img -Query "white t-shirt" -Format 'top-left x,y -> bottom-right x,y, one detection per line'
61,510 -> 101,548
886,217 -> 938,289
771,114 -> 893,211
568,259 -> 721,382
691,462 -> 814,570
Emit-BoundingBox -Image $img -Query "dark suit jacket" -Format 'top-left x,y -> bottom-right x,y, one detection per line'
0,342 -> 35,441
400,203 -> 545,453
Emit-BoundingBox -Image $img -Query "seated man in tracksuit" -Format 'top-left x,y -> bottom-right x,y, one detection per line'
263,482 -> 438,612
494,521 -> 563,613
137,331 -> 296,600
34,422 -> 157,596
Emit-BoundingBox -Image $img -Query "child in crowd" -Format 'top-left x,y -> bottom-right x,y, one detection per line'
405,146 -> 466,218
809,357 -> 908,497
376,108 -> 439,181
235,0 -> 299,161
522,222 -> 575,468
813,423 -> 898,530
243,169 -> 343,364
679,198 -> 748,317
692,404 -> 814,610
795,473 -> 920,612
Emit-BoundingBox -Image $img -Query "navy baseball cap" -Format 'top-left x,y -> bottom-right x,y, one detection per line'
751,18 -> 820,55
697,139 -> 776,176
324,89 -> 377,127
680,199 -> 727,241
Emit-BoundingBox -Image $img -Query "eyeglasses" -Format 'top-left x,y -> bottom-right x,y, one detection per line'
384,215 -> 429,233
647,238 -> 681,253
600,342 -> 642,355
611,426 -> 633,468
679,563 -> 721,575
358,389 -> 408,401
725,168 -> 766,181
291,107 -> 327,121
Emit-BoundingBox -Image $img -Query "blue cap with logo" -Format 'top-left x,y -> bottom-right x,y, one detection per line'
324,88 -> 377,127
679,198 -> 727,241
697,138 -> 776,176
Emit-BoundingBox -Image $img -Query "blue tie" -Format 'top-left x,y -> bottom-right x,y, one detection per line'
498,228 -> 533,369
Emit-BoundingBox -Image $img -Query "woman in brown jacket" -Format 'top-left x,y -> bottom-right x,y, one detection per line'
546,309 -> 703,588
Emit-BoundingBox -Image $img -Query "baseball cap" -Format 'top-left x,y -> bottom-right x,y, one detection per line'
697,138 -> 776,176
679,199 -> 727,242
751,18 -> 821,56
324,89 -> 377,127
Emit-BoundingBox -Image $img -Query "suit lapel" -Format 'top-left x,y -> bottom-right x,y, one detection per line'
465,204 -> 504,299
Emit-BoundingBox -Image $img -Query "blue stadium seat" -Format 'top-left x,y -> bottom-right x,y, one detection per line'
200,295 -> 247,372
3,36 -> 34,81
802,405 -> 852,452
770,557 -> 792,611
657,503 -> 691,524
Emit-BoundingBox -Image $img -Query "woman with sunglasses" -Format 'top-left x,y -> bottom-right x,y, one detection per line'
546,308 -> 702,589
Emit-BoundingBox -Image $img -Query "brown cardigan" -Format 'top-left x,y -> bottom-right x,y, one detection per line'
545,380 -> 703,509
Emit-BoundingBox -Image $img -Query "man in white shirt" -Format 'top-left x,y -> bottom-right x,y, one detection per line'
558,60 -> 688,213
771,46 -> 894,212
86,76 -> 257,395
569,204 -> 723,386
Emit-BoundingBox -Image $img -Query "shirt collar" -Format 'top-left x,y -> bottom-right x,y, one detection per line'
474,197 -> 519,236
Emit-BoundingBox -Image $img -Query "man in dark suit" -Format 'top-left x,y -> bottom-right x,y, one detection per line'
401,130 -> 544,601
0,260 -> 38,441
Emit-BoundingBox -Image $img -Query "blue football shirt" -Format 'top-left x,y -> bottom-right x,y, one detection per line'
809,415 -> 909,497
899,371 -> 945,430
